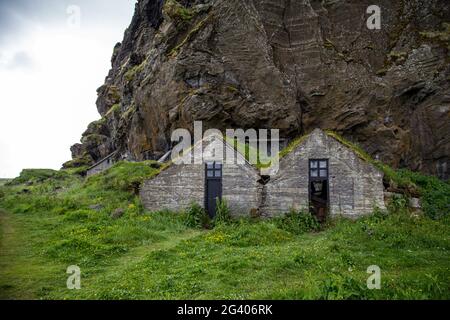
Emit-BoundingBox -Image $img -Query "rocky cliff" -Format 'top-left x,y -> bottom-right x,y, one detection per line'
65,0 -> 450,180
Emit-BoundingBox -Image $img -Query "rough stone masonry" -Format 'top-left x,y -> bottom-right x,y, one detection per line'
140,129 -> 386,217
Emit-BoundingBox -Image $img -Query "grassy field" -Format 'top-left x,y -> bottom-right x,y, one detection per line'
0,179 -> 11,187
0,163 -> 449,300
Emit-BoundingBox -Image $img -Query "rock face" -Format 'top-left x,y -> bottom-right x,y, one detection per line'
66,0 -> 450,180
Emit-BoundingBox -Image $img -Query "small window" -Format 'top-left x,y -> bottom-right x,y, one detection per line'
310,159 -> 328,179
206,161 -> 222,179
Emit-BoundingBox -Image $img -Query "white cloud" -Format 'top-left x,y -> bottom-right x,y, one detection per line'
0,50 -> 35,70
0,2 -> 135,178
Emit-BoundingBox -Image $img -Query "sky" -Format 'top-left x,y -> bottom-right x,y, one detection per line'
0,0 -> 136,178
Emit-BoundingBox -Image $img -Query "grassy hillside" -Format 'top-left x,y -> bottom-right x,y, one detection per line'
0,162 -> 449,300
0,179 -> 11,187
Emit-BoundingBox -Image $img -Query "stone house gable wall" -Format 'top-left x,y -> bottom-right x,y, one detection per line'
140,163 -> 205,213
140,137 -> 261,215
262,129 -> 386,217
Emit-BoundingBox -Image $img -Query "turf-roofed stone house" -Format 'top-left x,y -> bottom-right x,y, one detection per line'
263,129 -> 386,219
140,129 -> 386,219
140,134 -> 261,218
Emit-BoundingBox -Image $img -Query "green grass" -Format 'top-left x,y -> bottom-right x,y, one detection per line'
278,135 -> 308,159
0,162 -> 449,300
0,179 -> 11,186
7,169 -> 69,186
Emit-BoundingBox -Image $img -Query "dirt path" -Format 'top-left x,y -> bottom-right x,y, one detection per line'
0,210 -> 17,268
61,228 -> 205,298
0,210 -> 56,299
0,209 -> 26,299
102,229 -> 204,274
0,210 -> 206,299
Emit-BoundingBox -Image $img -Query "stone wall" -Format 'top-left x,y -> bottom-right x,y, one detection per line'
262,129 -> 386,217
87,157 -> 114,176
140,137 -> 261,215
140,163 -> 205,213
222,162 -> 261,216
140,130 -> 386,218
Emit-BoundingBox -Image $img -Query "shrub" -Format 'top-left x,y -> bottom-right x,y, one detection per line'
183,202 -> 209,229
319,274 -> 370,300
370,206 -> 389,222
387,193 -> 408,214
397,169 -> 450,219
215,199 -> 231,225
275,210 -> 320,235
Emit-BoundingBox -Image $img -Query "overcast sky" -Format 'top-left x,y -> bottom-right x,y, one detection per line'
0,0 -> 136,178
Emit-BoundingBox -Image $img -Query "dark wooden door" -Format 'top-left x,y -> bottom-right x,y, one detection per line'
205,162 -> 222,218
309,159 -> 329,222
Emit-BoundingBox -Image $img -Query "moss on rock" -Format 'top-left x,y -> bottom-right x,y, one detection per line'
164,0 -> 196,25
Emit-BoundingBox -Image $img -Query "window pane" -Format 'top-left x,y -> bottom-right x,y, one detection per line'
320,161 -> 327,168
310,161 -> 318,168
207,170 -> 214,177
320,169 -> 327,177
214,170 -> 222,177
207,163 -> 214,169
215,163 -> 222,169
311,169 -> 318,177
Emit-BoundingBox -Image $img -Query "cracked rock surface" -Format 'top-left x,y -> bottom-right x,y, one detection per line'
66,0 -> 450,179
